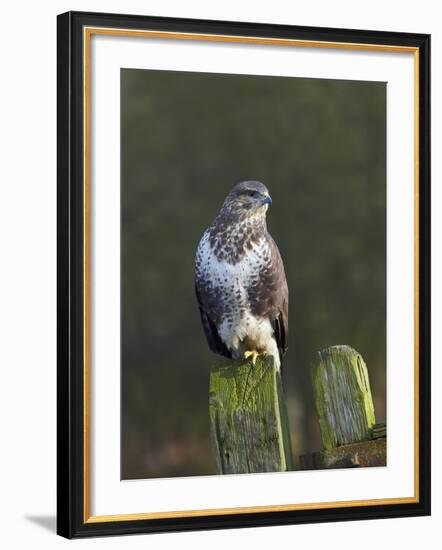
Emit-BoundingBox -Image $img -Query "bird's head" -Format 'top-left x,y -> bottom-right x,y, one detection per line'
221,181 -> 272,219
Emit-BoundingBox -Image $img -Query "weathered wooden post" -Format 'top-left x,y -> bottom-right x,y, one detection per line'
209,356 -> 293,474
301,345 -> 386,469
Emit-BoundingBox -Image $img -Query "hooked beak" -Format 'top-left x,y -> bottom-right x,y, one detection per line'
263,194 -> 272,206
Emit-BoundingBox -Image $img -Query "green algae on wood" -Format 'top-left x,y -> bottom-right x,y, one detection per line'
313,345 -> 376,450
209,356 -> 293,474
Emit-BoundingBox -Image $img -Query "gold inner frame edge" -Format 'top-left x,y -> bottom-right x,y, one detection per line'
82,26 -> 420,524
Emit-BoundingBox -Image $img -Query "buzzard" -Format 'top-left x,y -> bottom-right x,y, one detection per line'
195,181 -> 288,370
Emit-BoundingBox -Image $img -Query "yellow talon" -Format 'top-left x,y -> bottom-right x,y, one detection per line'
244,350 -> 259,365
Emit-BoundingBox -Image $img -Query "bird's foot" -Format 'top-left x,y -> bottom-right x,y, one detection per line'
244,350 -> 259,365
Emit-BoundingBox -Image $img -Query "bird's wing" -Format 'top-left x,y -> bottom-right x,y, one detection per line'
272,301 -> 289,359
269,236 -> 289,358
195,283 -> 232,359
249,234 -> 289,360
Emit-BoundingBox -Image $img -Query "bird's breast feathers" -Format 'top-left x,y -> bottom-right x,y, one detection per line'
195,229 -> 278,360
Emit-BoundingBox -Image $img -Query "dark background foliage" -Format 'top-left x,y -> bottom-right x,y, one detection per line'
121,68 -> 386,479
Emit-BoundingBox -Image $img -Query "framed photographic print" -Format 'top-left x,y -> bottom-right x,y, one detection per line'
57,11 -> 431,538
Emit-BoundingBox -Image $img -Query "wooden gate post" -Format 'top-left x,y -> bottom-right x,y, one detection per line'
313,345 -> 376,449
301,345 -> 386,469
209,356 -> 293,474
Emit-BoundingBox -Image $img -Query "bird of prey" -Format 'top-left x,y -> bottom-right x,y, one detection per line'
195,181 -> 288,370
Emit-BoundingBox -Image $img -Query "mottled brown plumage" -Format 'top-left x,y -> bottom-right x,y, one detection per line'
195,181 -> 288,369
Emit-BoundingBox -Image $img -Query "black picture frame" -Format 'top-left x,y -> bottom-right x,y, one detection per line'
57,10 -> 431,539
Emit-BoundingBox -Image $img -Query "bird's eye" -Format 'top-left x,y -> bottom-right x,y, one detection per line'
247,191 -> 257,197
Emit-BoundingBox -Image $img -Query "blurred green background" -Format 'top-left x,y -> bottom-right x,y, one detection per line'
121,68 -> 386,479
